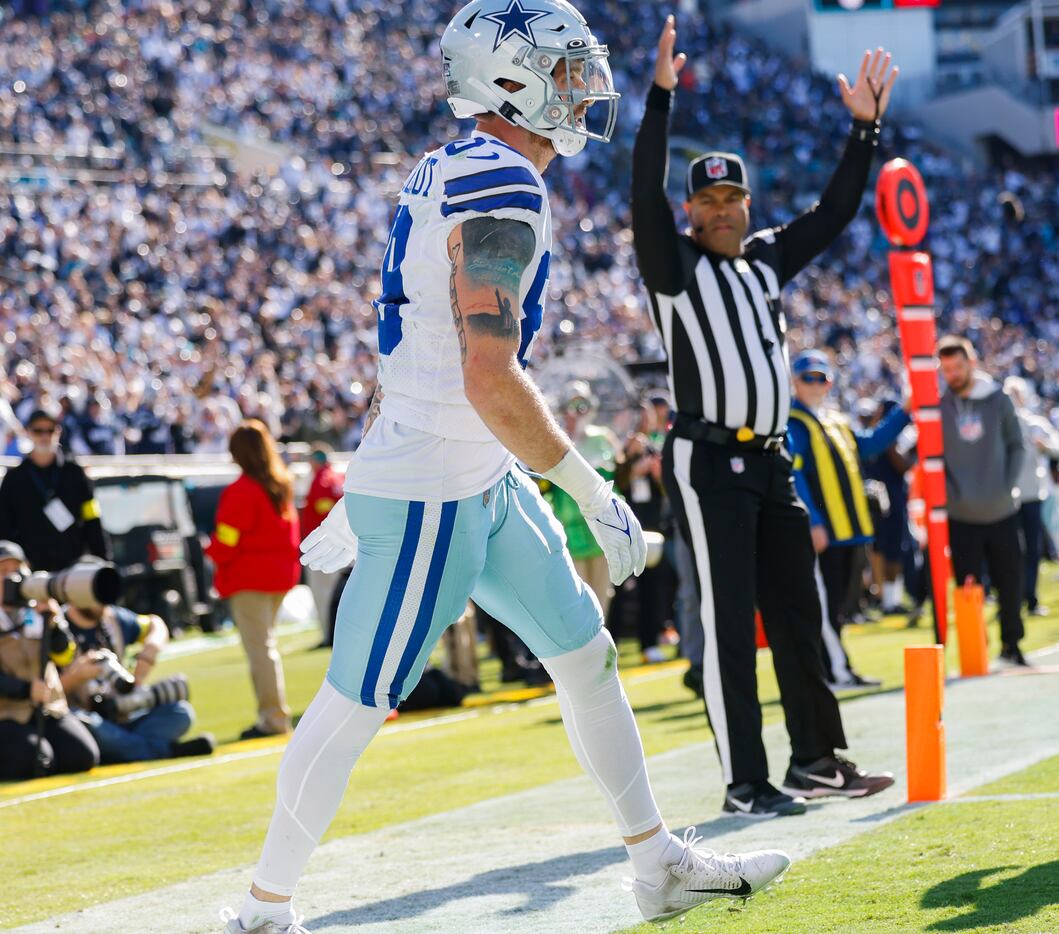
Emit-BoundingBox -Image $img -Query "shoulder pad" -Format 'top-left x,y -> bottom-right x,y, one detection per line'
440,137 -> 543,218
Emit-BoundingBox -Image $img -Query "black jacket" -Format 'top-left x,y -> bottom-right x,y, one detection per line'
0,452 -> 110,572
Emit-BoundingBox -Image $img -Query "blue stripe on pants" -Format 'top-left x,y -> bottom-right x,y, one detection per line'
359,501 -> 424,706
388,500 -> 459,705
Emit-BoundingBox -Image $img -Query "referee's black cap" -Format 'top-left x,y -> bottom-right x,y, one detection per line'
686,152 -> 751,199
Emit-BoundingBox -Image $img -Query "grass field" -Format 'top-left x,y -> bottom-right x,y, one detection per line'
622,754 -> 1059,934
2,566 -> 1059,930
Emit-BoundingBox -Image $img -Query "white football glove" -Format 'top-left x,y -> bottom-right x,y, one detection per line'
543,449 -> 647,586
300,500 -> 358,573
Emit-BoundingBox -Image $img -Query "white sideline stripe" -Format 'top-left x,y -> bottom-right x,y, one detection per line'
1028,642 -> 1059,659
0,662 -> 686,812
161,619 -> 317,660
945,791 -> 1059,804
0,746 -> 282,810
14,651 -> 1059,934
0,711 -> 481,809
7,643 -> 1054,812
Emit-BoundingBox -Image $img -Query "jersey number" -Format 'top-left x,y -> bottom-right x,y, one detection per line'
375,158 -> 438,355
375,204 -> 413,355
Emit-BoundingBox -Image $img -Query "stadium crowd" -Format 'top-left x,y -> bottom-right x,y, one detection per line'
1,0 -> 1057,460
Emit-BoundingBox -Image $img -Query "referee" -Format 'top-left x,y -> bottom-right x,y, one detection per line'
632,17 -> 897,818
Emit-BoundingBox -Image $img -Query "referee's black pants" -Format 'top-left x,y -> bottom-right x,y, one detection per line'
662,433 -> 847,787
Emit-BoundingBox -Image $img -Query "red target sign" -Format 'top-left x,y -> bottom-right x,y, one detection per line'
876,158 -> 930,248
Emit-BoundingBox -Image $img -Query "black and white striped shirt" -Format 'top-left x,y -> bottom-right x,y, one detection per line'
632,84 -> 878,437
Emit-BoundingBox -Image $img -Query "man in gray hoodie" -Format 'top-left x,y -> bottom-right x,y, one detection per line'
938,336 -> 1027,665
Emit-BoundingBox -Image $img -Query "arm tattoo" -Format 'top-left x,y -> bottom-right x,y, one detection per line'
449,217 -> 534,361
469,288 -> 518,340
461,216 -> 535,293
449,243 -> 468,363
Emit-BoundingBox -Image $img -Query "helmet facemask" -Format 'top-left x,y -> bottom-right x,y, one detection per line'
441,0 -> 620,158
512,41 -> 618,156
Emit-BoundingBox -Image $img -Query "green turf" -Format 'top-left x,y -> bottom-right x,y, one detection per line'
968,753 -> 1059,797
621,773 -> 1059,934
2,570 -> 1058,928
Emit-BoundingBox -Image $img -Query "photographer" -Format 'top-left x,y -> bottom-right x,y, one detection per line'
60,605 -> 214,763
0,541 -> 99,781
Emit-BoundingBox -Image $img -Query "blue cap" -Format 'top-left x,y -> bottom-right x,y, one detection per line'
791,350 -> 833,379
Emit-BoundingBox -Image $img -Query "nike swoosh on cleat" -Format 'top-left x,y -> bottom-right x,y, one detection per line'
727,797 -> 755,813
687,878 -> 753,896
804,771 -> 846,788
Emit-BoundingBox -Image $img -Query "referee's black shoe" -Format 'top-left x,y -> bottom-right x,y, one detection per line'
722,781 -> 807,819
781,755 -> 894,799
998,644 -> 1031,667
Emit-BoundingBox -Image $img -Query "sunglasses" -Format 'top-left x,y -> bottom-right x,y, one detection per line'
565,400 -> 591,415
29,425 -> 60,436
797,373 -> 831,385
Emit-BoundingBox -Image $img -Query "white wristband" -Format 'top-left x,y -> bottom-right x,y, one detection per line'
541,448 -> 607,508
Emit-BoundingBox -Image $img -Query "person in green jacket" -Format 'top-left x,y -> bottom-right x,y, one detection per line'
540,381 -> 622,618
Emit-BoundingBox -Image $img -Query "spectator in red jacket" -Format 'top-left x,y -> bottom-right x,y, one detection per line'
207,420 -> 300,738
300,443 -> 345,648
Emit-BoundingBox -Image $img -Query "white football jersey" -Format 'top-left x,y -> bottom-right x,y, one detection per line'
345,131 -> 554,502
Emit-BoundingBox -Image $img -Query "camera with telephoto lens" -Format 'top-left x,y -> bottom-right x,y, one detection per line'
91,665 -> 190,720
93,648 -> 137,695
2,562 -> 123,611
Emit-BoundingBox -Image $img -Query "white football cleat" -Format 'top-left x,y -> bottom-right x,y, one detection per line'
628,827 -> 791,922
219,908 -> 311,933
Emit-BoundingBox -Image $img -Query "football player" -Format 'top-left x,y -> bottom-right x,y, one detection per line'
222,3 -> 790,930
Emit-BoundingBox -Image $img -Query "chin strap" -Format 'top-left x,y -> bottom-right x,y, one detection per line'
498,100 -> 522,124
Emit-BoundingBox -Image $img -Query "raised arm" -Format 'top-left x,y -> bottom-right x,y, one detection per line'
449,217 -> 645,583
631,16 -> 687,296
769,49 -> 899,285
853,403 -> 911,461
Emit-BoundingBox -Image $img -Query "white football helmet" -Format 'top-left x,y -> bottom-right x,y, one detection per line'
441,0 -> 619,157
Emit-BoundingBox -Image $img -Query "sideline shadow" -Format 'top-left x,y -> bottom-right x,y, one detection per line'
308,819 -> 754,930
309,844 -> 628,929
921,861 -> 1059,930
851,802 -> 923,824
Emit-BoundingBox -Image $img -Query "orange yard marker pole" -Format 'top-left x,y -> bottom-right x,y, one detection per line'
877,160 -> 950,644
905,645 -> 946,802
953,580 -> 988,677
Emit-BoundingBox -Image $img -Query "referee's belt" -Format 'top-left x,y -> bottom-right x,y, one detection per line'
671,413 -> 784,453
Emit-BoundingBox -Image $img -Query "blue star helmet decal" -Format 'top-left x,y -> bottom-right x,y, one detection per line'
481,0 -> 550,52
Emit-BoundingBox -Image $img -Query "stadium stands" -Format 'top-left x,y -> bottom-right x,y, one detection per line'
1,0 -> 1056,454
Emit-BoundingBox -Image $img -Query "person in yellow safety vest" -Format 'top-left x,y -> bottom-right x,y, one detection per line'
786,350 -> 910,688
